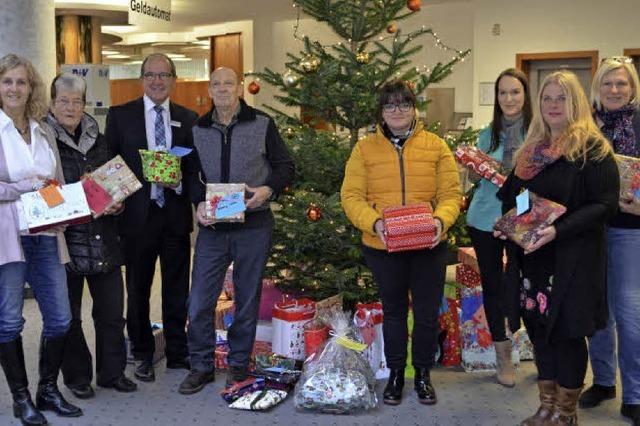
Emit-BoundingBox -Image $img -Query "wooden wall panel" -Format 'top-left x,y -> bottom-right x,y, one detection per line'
210,33 -> 243,78
109,79 -> 210,117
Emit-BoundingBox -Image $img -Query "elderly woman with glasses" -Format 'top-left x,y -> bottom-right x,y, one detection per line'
0,55 -> 82,426
578,57 -> 640,426
45,73 -> 137,400
341,80 -> 461,406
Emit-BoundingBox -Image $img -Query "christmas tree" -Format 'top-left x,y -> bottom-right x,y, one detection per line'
251,0 -> 475,307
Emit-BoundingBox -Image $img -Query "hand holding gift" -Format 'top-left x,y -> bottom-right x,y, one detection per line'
454,145 -> 506,187
205,183 -> 246,223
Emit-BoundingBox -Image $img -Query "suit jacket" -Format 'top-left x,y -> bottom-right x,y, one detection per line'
105,98 -> 198,236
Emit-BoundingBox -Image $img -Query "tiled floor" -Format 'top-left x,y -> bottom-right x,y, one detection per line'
0,266 -> 630,426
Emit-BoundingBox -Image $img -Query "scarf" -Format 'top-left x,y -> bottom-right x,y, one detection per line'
382,120 -> 416,148
595,104 -> 638,156
501,115 -> 525,171
515,136 -> 564,181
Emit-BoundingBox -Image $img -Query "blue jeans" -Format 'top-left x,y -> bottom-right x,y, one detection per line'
187,225 -> 272,373
0,236 -> 71,343
588,227 -> 640,404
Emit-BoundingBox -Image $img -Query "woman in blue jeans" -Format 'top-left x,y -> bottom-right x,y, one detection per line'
580,57 -> 640,426
0,54 -> 82,425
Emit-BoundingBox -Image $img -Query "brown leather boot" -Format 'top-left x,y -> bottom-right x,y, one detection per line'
520,380 -> 556,426
548,385 -> 582,425
494,340 -> 516,387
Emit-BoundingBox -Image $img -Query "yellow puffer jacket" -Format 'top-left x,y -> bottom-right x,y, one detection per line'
341,121 -> 461,250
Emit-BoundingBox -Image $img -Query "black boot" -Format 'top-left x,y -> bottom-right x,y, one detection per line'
35,336 -> 82,417
0,337 -> 48,425
383,368 -> 404,405
414,367 -> 437,405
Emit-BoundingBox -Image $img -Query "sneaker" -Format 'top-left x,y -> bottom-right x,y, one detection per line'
225,366 -> 247,387
621,403 -> 640,426
578,384 -> 616,408
178,371 -> 215,395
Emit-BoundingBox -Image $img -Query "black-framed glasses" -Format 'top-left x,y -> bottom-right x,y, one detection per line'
382,102 -> 412,113
142,72 -> 174,81
600,56 -> 633,65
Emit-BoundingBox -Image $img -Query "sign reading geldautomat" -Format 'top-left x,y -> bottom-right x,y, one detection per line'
129,0 -> 171,30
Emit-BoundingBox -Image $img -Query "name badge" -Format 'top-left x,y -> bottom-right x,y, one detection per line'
516,189 -> 531,216
170,120 -> 181,128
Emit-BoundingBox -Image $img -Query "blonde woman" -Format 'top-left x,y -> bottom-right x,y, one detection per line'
579,57 -> 640,425
495,71 -> 619,425
0,54 -> 82,425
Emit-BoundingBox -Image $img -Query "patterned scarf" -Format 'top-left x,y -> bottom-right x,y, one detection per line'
595,104 -> 638,156
515,137 -> 564,181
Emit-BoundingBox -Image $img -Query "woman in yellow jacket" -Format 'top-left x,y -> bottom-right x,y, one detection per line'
341,80 -> 461,406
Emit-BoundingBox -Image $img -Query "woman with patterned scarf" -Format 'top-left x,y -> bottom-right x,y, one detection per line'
579,57 -> 640,426
495,71 -> 619,426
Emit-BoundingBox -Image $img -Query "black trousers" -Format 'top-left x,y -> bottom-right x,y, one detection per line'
468,226 -> 508,342
61,267 -> 127,387
124,203 -> 190,363
527,320 -> 588,389
362,242 -> 447,370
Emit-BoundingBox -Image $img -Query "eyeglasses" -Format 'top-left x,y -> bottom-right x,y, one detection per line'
601,56 -> 633,65
382,102 -> 413,113
541,95 -> 567,105
142,72 -> 174,81
55,98 -> 84,109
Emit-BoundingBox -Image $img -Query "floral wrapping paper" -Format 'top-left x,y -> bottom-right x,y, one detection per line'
438,283 -> 462,367
454,145 -> 506,187
139,150 -> 181,185
214,340 -> 272,371
513,327 -> 534,361
455,264 -> 482,288
616,154 -> 640,201
493,192 -> 567,250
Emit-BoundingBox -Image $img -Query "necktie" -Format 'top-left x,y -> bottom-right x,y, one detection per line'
154,105 -> 166,208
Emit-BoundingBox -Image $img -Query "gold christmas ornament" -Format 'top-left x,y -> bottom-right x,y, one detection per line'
300,54 -> 320,73
356,50 -> 370,64
282,70 -> 300,87
386,21 -> 398,34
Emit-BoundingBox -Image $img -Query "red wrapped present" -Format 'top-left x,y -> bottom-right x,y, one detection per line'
493,192 -> 567,251
438,283 -> 461,366
215,340 -> 272,370
383,203 -> 438,252
454,145 -> 506,187
455,264 -> 481,288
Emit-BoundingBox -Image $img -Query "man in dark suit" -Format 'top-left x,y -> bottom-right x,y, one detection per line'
105,53 -> 197,382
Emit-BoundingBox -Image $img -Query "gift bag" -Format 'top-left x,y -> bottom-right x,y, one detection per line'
354,302 -> 389,379
513,327 -> 534,361
303,319 -> 329,359
294,311 -> 377,413
272,297 -> 315,360
438,283 -> 461,366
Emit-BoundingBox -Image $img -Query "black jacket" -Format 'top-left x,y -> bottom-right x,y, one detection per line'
498,145 -> 619,341
105,98 -> 198,236
47,113 -> 124,275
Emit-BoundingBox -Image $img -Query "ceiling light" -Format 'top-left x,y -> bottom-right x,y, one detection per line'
172,57 -> 192,62
106,54 -> 130,59
102,50 -> 119,55
166,53 -> 186,58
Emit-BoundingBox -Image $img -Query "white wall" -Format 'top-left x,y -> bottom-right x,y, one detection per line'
251,2 -> 475,117
473,0 -> 640,126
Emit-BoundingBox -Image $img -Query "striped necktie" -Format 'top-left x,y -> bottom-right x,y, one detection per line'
153,105 -> 166,208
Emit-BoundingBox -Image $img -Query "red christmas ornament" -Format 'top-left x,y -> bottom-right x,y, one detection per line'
248,81 -> 261,94
306,204 -> 322,222
407,0 -> 421,12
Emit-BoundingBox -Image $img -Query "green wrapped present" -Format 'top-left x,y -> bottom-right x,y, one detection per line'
139,149 -> 181,185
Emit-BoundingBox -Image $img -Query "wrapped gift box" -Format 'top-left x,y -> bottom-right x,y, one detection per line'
438,283 -> 462,367
125,322 -> 165,364
454,145 -> 506,187
19,181 -> 92,233
215,340 -> 272,370
382,203 -> 438,252
493,192 -> 566,251
256,320 -> 273,343
82,154 -> 142,217
455,264 -> 482,288
139,149 -> 181,185
215,299 -> 235,330
272,297 -> 315,360
616,154 -> 640,201
205,183 -> 245,223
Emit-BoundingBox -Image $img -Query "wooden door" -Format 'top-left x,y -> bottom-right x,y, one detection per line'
210,33 -> 243,78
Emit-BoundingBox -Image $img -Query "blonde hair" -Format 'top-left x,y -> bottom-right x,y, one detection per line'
0,54 -> 48,120
520,70 -> 612,165
590,57 -> 640,109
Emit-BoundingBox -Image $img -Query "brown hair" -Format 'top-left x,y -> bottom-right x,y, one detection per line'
490,68 -> 532,152
376,80 -> 416,125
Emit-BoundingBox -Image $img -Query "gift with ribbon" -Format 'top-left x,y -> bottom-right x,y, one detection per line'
205,183 -> 246,223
